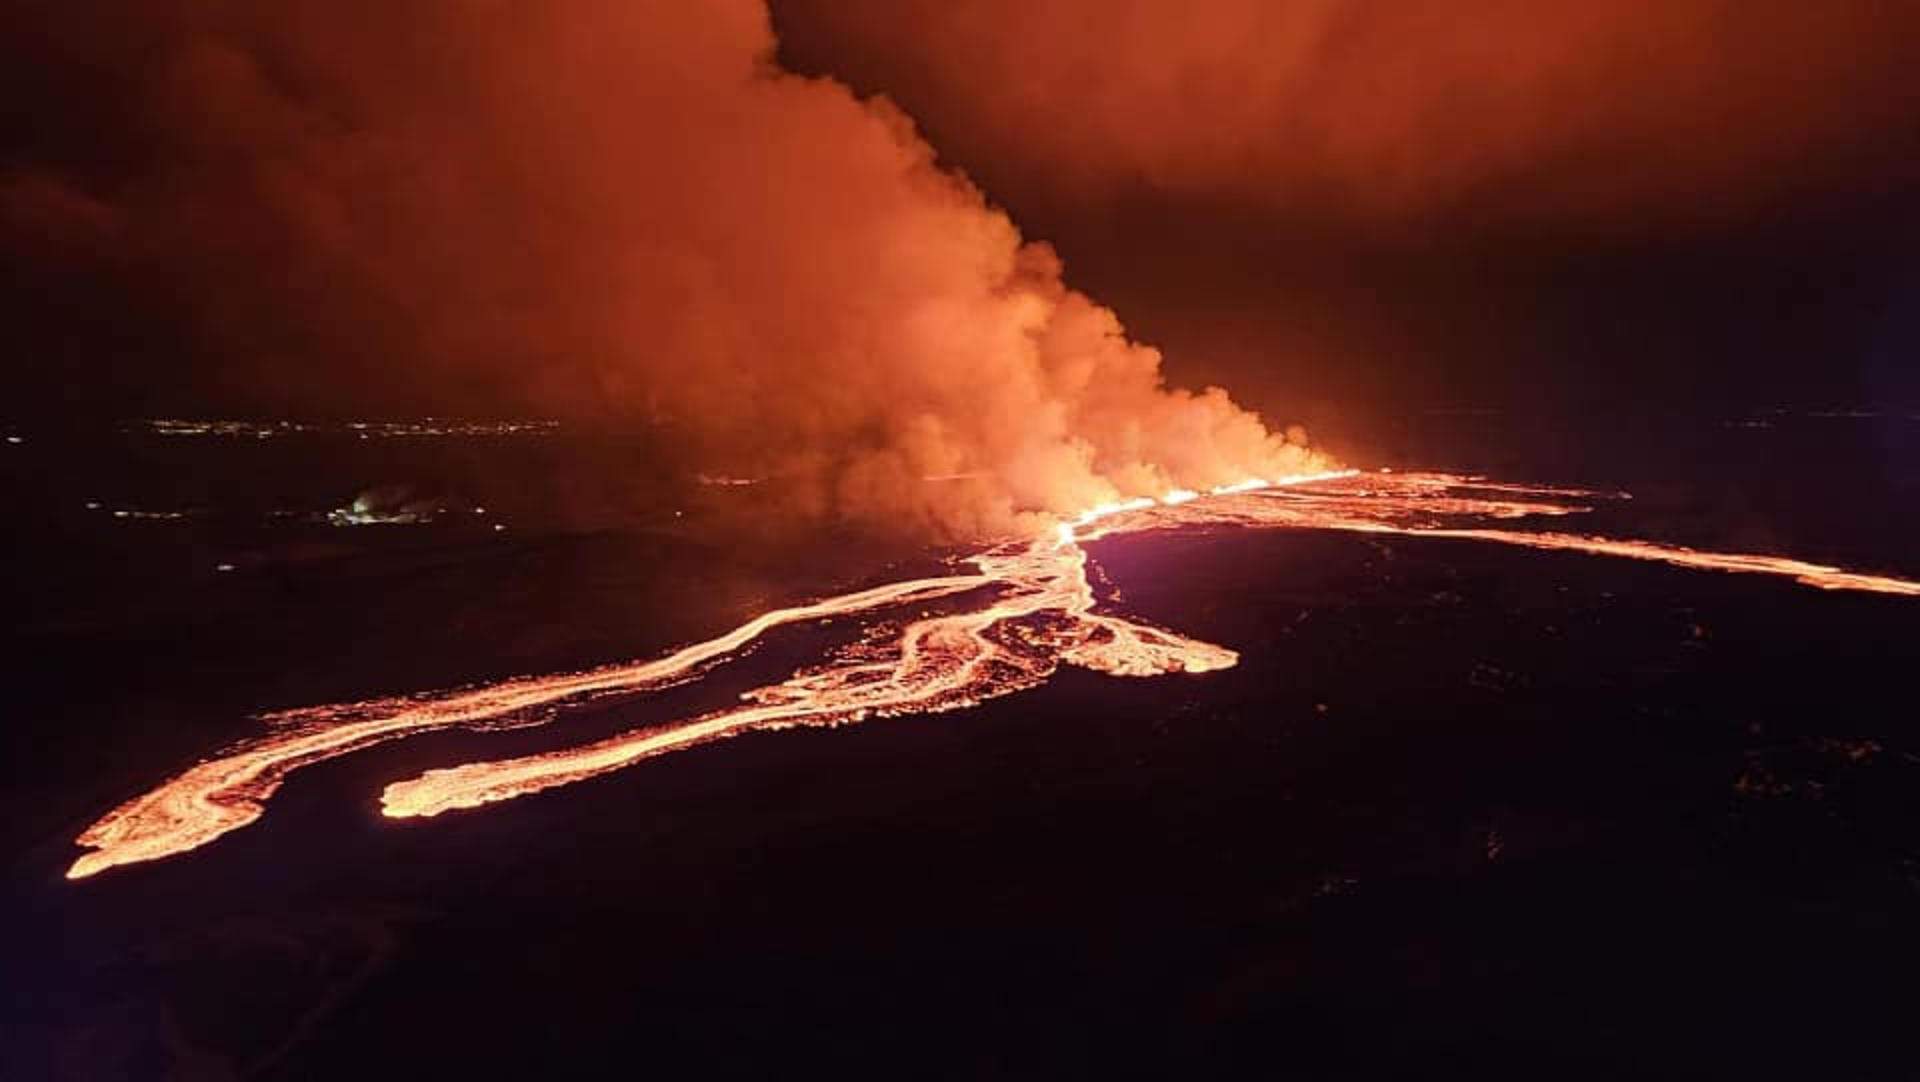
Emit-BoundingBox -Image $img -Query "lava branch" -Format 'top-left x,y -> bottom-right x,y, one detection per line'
64,571 -> 991,880
1302,523 -> 1920,595
379,529 -> 1238,820
68,470 -> 1920,879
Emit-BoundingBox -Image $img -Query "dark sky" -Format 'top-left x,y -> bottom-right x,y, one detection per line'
773,1 -> 1920,435
5,0 -> 1919,448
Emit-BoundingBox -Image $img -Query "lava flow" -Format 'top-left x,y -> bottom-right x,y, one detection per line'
68,471 -> 1920,879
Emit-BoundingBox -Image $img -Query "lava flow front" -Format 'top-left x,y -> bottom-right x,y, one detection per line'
68,471 -> 1920,879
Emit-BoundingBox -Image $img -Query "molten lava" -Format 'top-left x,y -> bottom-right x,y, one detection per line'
67,471 -> 1920,879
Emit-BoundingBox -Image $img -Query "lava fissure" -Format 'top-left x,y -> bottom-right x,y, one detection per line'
68,471 -> 1920,879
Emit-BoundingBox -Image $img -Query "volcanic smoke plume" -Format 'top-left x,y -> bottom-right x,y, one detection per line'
1,0 -> 1320,537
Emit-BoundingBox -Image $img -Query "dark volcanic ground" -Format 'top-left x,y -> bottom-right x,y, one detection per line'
3,411 -> 1919,1079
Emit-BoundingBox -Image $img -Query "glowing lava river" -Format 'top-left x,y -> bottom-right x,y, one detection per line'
67,470 -> 1920,879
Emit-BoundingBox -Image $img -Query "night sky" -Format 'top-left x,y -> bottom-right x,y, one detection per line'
772,2 -> 1920,429
5,1 -> 1919,440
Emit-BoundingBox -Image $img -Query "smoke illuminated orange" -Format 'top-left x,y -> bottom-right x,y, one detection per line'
68,470 -> 1920,879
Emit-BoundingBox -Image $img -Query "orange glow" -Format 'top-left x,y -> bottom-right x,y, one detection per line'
68,470 -> 1920,879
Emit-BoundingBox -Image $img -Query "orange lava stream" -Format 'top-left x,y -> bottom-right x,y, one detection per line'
1312,525 -> 1920,595
1199,475 -> 1920,597
378,518 -> 1239,820
65,573 -> 990,879
69,470 -> 1920,879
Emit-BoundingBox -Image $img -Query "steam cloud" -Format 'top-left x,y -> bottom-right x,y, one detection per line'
2,0 -> 1321,537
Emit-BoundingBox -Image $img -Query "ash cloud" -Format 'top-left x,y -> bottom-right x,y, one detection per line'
0,0 -> 1321,537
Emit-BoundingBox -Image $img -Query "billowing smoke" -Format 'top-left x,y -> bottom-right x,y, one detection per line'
1,0 -> 1322,537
